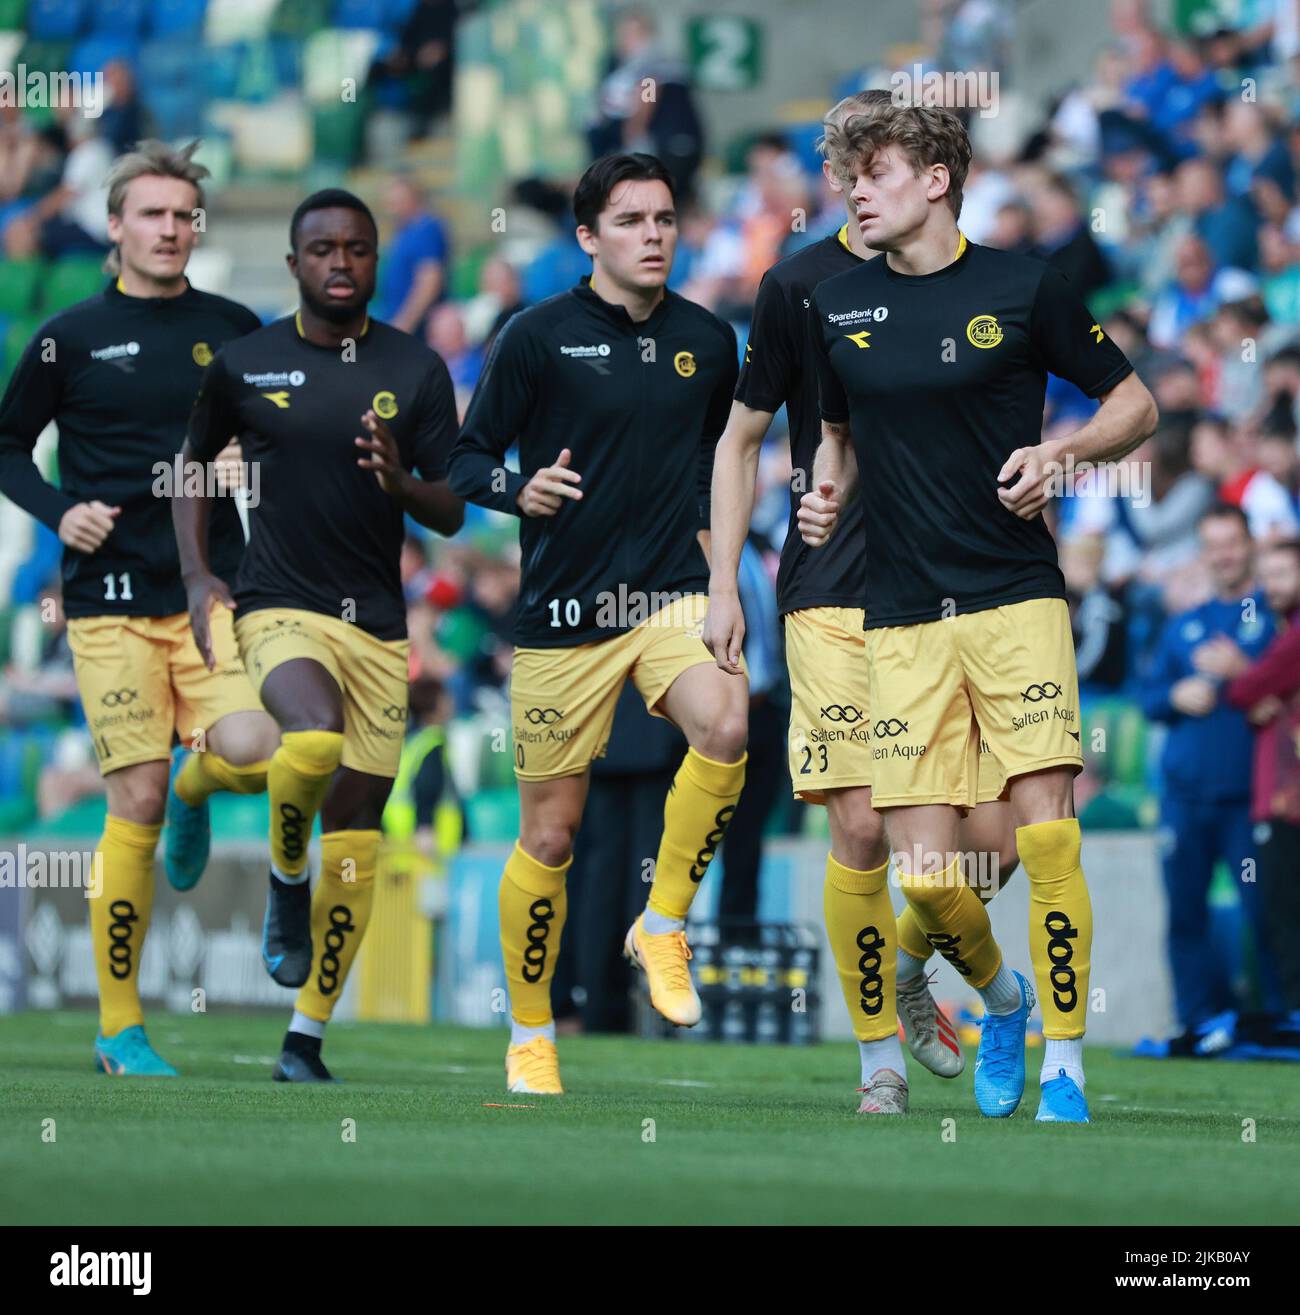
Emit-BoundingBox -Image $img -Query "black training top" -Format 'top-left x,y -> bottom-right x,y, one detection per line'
449,279 -> 738,648
809,239 -> 1133,629
187,314 -> 457,641
735,226 -> 868,616
0,280 -> 258,618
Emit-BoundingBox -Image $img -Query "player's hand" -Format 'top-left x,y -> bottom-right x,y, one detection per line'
213,440 -> 245,493
797,480 -> 840,546
517,448 -> 582,517
1191,635 -> 1250,679
355,411 -> 405,497
1247,695 -> 1283,726
703,589 -> 746,675
1170,675 -> 1216,718
184,572 -> 237,672
997,445 -> 1055,520
57,501 -> 120,553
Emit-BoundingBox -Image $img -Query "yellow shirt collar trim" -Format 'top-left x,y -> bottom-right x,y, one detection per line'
295,309 -> 370,338
837,225 -> 967,263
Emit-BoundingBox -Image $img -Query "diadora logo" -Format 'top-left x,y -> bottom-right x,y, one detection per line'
873,718 -> 908,738
521,897 -> 555,983
1020,681 -> 1062,703
925,930 -> 972,977
560,344 -> 611,358
827,307 -> 888,325
107,899 -> 139,980
523,707 -> 564,725
744,341 -> 753,362
689,804 -> 736,883
857,925 -> 885,1016
674,350 -> 696,377
372,390 -> 398,419
90,341 -> 141,362
1044,910 -> 1078,1010
843,330 -> 872,349
278,802 -> 307,865
261,391 -> 291,409
317,904 -> 356,995
1089,322 -> 1104,344
820,704 -> 864,724
966,314 -> 1003,348
243,369 -> 306,387
100,688 -> 137,707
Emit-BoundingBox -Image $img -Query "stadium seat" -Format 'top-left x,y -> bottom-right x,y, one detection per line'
332,0 -> 385,30
68,34 -> 141,76
147,0 -> 206,37
0,0 -> 28,31
312,102 -> 365,167
382,0 -> 417,28
269,0 -> 332,39
41,257 -> 108,313
88,0 -> 148,35
0,259 -> 43,317
4,316 -> 43,378
464,787 -> 520,841
26,0 -> 86,41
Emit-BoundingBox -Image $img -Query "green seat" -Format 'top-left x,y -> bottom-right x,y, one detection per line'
0,260 -> 43,317
450,248 -> 491,301
42,257 -> 107,314
0,796 -> 35,836
312,103 -> 364,167
34,795 -> 107,840
0,0 -> 28,29
2,315 -> 43,386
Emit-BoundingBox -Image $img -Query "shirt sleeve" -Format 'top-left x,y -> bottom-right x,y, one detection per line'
698,320 -> 739,527
1136,615 -> 1183,723
1226,625 -> 1300,708
410,353 -> 458,481
186,352 -> 242,462
448,312 -> 538,516
808,291 -> 850,423
1028,264 -> 1134,398
0,321 -> 76,532
734,270 -> 796,413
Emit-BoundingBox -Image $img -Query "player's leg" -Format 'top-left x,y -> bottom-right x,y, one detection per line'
626,598 -> 748,1026
869,617 -> 1033,1116
272,766 -> 394,1082
166,608 -> 278,890
68,616 -> 178,1075
499,637 -> 625,1091
959,597 -> 1090,1123
784,605 -> 908,1102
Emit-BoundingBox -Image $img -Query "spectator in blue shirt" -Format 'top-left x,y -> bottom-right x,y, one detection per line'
1139,503 -> 1281,1040
375,175 -> 450,334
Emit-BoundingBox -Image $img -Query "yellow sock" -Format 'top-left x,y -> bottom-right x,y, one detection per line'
647,747 -> 746,920
293,829 -> 379,1023
823,854 -> 897,1042
175,752 -> 270,806
267,730 -> 344,875
1017,819 -> 1091,1040
896,906 -> 932,964
895,859 -> 1003,989
500,842 -> 569,1026
90,816 -> 161,1037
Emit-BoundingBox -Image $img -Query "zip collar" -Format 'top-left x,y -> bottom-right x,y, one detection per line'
573,276 -> 672,332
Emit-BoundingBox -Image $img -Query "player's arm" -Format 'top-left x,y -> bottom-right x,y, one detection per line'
704,402 -> 774,671
799,291 -> 857,546
999,268 -> 1159,521
356,356 -> 463,535
800,419 -> 857,546
448,315 -> 581,518
0,326 -> 121,552
174,353 -> 240,669
1225,625 -> 1300,710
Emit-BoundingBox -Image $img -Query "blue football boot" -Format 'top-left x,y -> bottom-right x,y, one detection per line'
973,970 -> 1035,1117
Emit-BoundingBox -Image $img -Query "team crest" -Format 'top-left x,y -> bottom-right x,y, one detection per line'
192,342 -> 213,366
372,390 -> 399,419
673,350 -> 696,378
966,315 -> 1002,349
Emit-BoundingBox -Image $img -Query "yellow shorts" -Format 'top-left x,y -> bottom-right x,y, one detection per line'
234,607 -> 410,779
786,606 -> 1005,804
865,597 -> 1082,809
68,607 -> 263,775
510,592 -> 728,781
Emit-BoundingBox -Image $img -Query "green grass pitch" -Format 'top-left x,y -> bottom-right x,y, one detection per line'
2,1010 -> 1298,1225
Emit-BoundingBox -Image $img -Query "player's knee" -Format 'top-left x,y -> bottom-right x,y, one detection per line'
107,769 -> 167,825
520,822 -> 576,869
836,810 -> 889,871
212,714 -> 281,767
279,728 -> 345,776
696,711 -> 748,763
